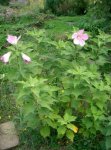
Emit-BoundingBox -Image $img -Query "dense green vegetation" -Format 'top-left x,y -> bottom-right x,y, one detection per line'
45,0 -> 111,17
0,0 -> 9,5
0,1 -> 111,150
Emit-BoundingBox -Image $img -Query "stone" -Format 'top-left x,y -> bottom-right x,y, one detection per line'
10,0 -> 28,4
0,121 -> 19,150
9,0 -> 28,6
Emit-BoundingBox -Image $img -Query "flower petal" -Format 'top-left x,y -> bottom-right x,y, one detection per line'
82,34 -> 88,40
78,29 -> 84,35
22,53 -> 31,63
79,39 -> 85,46
7,35 -> 21,45
0,52 -> 11,64
73,38 -> 80,45
72,33 -> 78,39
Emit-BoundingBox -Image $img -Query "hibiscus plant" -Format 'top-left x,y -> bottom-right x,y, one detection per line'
0,28 -> 111,145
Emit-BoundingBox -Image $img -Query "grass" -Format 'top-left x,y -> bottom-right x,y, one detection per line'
44,15 -> 109,40
44,16 -> 75,35
0,80 -> 17,123
44,16 -> 85,39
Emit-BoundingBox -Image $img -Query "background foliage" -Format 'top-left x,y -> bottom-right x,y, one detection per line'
45,0 -> 111,19
45,0 -> 87,15
0,0 -> 9,5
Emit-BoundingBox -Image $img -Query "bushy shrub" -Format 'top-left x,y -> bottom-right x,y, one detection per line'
87,0 -> 111,19
0,29 -> 111,149
45,0 -> 111,17
83,0 -> 111,32
0,0 -> 9,5
45,0 -> 87,15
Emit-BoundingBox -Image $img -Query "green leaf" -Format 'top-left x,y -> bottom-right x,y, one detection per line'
106,126 -> 111,136
40,126 -> 50,138
0,74 -> 5,79
64,111 -> 76,123
67,124 -> 78,133
83,118 -> 93,129
23,102 -> 35,116
24,114 -> 39,129
72,87 -> 83,99
66,130 -> 74,141
46,119 -> 57,129
58,117 -> 66,125
57,126 -> 66,135
96,101 -> 104,110
106,136 -> 111,150
96,56 -> 107,66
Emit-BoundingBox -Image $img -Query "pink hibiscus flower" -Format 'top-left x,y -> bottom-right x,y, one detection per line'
21,53 -> 31,64
0,52 -> 12,64
7,35 -> 21,45
72,30 -> 88,46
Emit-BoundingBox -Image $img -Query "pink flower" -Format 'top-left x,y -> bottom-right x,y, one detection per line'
21,53 -> 31,63
0,52 -> 11,64
7,35 -> 21,45
72,29 -> 88,46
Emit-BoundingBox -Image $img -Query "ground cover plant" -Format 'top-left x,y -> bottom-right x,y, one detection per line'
0,0 -> 111,150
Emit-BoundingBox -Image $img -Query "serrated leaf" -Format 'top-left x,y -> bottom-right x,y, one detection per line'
66,130 -> 74,141
24,114 -> 39,128
67,124 -> 78,133
106,126 -> 111,136
96,101 -> 104,110
57,126 -> 66,135
23,102 -> 35,116
64,112 -> 76,123
40,126 -> 50,138
72,87 -> 82,99
46,119 -> 57,129
106,136 -> 111,150
83,118 -> 93,129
